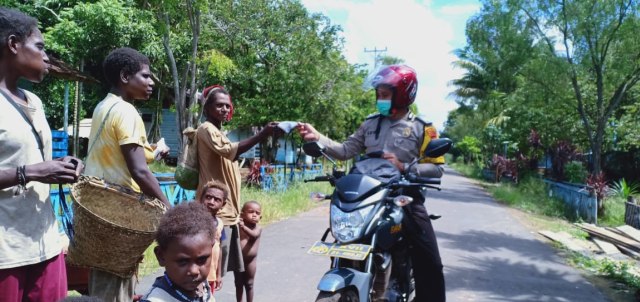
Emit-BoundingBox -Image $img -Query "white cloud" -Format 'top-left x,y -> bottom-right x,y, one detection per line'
438,3 -> 481,16
301,0 -> 479,130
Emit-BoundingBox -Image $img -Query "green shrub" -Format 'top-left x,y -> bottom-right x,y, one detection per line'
564,161 -> 588,183
609,178 -> 640,199
456,136 -> 482,163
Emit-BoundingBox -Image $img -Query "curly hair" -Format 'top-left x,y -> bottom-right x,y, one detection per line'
156,202 -> 216,250
0,7 -> 38,59
102,47 -> 150,87
242,200 -> 261,212
201,180 -> 230,202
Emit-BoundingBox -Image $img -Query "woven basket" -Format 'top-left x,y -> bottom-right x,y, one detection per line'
67,176 -> 167,278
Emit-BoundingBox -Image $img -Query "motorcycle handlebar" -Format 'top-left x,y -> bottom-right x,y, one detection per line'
406,173 -> 441,185
413,176 -> 441,185
304,175 -> 332,183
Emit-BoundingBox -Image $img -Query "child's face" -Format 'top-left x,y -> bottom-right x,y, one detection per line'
154,232 -> 213,296
124,63 -> 154,101
200,188 -> 225,215
241,203 -> 261,225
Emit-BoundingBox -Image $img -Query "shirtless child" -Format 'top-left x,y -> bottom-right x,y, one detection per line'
234,201 -> 262,302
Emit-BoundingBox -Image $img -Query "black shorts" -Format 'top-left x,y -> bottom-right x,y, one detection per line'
219,224 -> 245,277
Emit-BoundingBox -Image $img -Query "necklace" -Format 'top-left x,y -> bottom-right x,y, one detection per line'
163,273 -> 209,302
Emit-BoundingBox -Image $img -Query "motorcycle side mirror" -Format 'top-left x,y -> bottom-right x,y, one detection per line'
405,138 -> 453,174
303,141 -> 338,166
302,141 -> 325,158
423,138 -> 453,158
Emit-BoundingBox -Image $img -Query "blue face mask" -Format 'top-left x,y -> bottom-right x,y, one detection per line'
376,99 -> 392,116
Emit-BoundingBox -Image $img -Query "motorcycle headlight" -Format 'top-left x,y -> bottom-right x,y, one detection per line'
331,204 -> 375,243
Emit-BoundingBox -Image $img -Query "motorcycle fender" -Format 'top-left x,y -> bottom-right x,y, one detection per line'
375,207 -> 403,250
317,267 -> 372,302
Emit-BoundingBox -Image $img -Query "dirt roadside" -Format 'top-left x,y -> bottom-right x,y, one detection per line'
507,206 -> 638,302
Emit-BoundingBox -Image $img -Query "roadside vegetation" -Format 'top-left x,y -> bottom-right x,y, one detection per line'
446,2 -> 640,293
449,161 -> 640,296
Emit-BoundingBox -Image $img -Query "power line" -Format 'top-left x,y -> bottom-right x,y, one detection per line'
364,47 -> 387,68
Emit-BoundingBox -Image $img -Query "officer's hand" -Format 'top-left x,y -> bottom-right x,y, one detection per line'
382,153 -> 404,172
297,123 -> 319,141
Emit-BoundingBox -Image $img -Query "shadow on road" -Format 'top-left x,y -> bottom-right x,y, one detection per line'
444,255 -> 598,301
438,229 -> 566,264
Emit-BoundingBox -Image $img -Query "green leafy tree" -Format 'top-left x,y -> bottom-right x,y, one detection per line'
202,0 -> 370,138
519,0 -> 640,175
10,0 -> 373,161
614,100 -> 640,151
447,0 -> 640,180
456,136 -> 482,164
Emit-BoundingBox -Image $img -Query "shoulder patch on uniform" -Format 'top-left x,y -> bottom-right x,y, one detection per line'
366,113 -> 381,120
425,126 -> 438,139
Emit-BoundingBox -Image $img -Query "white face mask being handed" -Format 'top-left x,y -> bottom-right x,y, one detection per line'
376,99 -> 392,116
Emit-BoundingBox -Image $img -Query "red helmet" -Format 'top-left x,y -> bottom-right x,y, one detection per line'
370,65 -> 418,108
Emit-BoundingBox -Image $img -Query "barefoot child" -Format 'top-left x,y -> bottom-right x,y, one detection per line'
235,201 -> 262,302
141,202 -> 215,302
199,180 -> 228,295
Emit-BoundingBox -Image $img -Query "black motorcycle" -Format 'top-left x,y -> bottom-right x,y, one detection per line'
304,138 -> 452,302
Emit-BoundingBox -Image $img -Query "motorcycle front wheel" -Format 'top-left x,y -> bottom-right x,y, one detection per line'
315,288 -> 359,302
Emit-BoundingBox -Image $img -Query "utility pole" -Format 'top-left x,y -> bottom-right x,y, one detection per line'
364,47 -> 387,68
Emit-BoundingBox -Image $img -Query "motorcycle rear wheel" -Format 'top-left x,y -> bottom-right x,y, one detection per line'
315,288 -> 359,302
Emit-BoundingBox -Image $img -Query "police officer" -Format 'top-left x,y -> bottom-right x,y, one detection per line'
297,64 -> 446,302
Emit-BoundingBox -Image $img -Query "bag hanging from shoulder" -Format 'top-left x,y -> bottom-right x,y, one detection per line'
57,185 -> 74,241
175,127 -> 199,190
68,176 -> 167,277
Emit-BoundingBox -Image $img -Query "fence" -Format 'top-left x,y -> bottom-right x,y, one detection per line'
260,163 -> 324,192
543,179 -> 597,223
49,174 -> 195,234
50,165 -> 323,232
154,173 -> 196,205
51,130 -> 68,159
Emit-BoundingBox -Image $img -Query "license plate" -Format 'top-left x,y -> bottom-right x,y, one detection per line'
307,241 -> 372,261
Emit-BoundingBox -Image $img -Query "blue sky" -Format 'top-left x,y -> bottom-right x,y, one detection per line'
300,0 -> 480,130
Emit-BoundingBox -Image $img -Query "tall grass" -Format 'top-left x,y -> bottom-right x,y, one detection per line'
449,162 -> 483,179
450,163 -> 626,225
148,161 -> 175,173
242,182 -> 332,224
449,163 -> 558,215
598,196 -> 626,227
487,177 -> 567,218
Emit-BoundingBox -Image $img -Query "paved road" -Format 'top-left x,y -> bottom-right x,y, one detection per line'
138,167 -> 609,301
